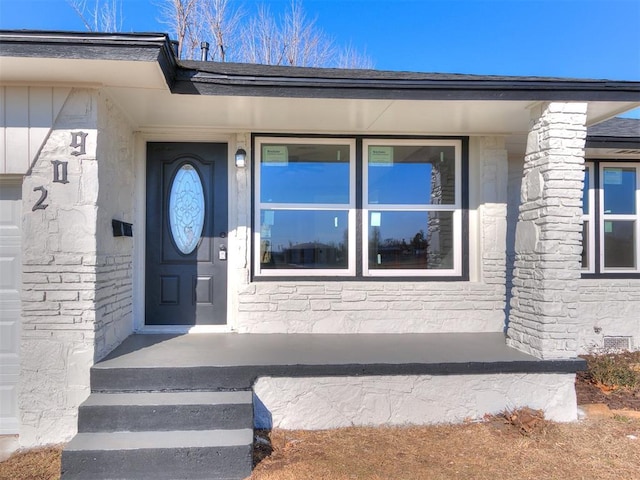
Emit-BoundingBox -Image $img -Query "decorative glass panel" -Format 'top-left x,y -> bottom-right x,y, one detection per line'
260,210 -> 348,269
169,164 -> 205,255
368,211 -> 454,269
368,146 -> 455,205
261,144 -> 350,204
603,167 -> 636,214
604,220 -> 636,268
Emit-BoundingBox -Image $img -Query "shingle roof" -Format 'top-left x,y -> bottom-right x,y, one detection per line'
587,117 -> 640,138
176,59 -> 640,101
586,117 -> 640,148
179,59 -> 593,83
2,30 -> 640,102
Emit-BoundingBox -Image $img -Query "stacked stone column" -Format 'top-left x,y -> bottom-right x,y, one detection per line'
507,102 -> 587,359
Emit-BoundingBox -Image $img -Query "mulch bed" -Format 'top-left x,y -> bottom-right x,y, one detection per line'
575,370 -> 640,411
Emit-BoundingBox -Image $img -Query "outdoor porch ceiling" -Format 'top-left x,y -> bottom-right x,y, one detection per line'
104,85 -> 639,136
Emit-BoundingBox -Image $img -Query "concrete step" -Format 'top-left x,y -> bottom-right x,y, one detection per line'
61,429 -> 253,480
90,365 -> 257,392
78,391 -> 254,432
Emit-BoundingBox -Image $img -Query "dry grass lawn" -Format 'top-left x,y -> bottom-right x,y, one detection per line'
249,416 -> 640,480
2,416 -> 639,480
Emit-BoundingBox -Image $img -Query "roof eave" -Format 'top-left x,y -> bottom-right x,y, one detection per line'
0,30 -> 178,89
174,70 -> 640,102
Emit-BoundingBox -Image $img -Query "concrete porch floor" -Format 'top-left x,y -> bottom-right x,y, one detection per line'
95,332 -> 585,377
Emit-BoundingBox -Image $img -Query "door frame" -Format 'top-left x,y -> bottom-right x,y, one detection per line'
133,132 -> 237,334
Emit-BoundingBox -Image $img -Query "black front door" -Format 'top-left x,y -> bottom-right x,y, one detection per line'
146,143 -> 228,325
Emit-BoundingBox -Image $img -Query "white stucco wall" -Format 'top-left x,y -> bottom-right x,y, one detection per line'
19,88 -> 135,446
20,89 -> 98,446
253,373 -> 578,429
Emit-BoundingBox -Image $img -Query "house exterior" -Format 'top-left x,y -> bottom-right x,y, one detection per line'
0,31 -> 639,456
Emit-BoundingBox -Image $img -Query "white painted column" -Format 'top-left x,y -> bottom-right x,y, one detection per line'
20,89 -> 99,446
507,102 -> 588,359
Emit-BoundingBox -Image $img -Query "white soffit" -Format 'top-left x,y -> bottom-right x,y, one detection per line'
0,56 -> 168,90
107,86 -> 640,135
106,87 -> 539,135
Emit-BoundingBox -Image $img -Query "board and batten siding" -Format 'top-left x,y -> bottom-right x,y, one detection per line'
0,86 -> 71,174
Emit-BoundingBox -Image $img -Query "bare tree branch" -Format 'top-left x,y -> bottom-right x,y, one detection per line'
201,0 -> 244,62
67,0 -> 122,32
241,4 -> 284,65
66,0 -> 374,66
157,0 -> 201,59
282,0 -> 333,67
335,43 -> 375,69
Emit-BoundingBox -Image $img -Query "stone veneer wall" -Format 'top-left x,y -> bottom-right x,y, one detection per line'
507,102 -> 588,359
19,89 -> 134,446
576,279 -> 640,353
234,136 -> 509,334
508,146 -> 640,354
93,93 -> 135,360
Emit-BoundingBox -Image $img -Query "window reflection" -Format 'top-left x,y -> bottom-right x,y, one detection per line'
368,211 -> 454,270
604,220 -> 636,268
260,210 -> 348,269
581,221 -> 589,269
603,167 -> 636,215
582,169 -> 589,215
368,146 -> 455,205
261,144 -> 350,204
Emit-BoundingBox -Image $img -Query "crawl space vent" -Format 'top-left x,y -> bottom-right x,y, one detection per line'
603,336 -> 632,351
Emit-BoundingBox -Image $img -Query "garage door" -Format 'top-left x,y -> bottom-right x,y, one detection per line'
0,180 -> 21,434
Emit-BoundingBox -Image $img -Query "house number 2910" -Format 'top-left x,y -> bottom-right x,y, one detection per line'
32,131 -> 87,211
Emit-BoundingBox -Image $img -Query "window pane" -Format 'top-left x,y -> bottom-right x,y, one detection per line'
261,144 -> 350,204
604,220 -> 636,269
260,210 -> 348,269
603,167 -> 636,214
368,211 -> 454,270
581,220 -> 589,269
582,168 -> 589,215
368,146 -> 455,205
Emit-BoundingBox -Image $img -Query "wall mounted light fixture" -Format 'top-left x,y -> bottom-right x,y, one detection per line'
235,148 -> 247,168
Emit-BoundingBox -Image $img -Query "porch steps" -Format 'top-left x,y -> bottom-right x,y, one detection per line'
77,391 -> 253,432
61,389 -> 254,479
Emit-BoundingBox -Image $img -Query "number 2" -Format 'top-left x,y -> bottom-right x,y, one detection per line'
32,186 -> 48,211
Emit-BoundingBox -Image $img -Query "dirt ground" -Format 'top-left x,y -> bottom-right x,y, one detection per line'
576,370 -> 640,410
2,374 -> 639,480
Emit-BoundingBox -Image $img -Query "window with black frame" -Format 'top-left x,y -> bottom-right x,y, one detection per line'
254,137 -> 464,278
582,161 -> 639,274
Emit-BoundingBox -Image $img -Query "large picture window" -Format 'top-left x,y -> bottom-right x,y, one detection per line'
254,137 -> 465,278
582,161 -> 640,275
363,140 -> 462,276
255,138 -> 356,276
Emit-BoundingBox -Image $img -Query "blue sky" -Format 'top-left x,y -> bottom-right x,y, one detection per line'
1,0 -> 639,115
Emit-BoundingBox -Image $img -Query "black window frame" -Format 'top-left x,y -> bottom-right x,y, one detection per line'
251,133 -> 469,281
581,158 -> 640,278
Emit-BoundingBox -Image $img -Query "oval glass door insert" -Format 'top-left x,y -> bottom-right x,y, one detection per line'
169,163 -> 205,254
